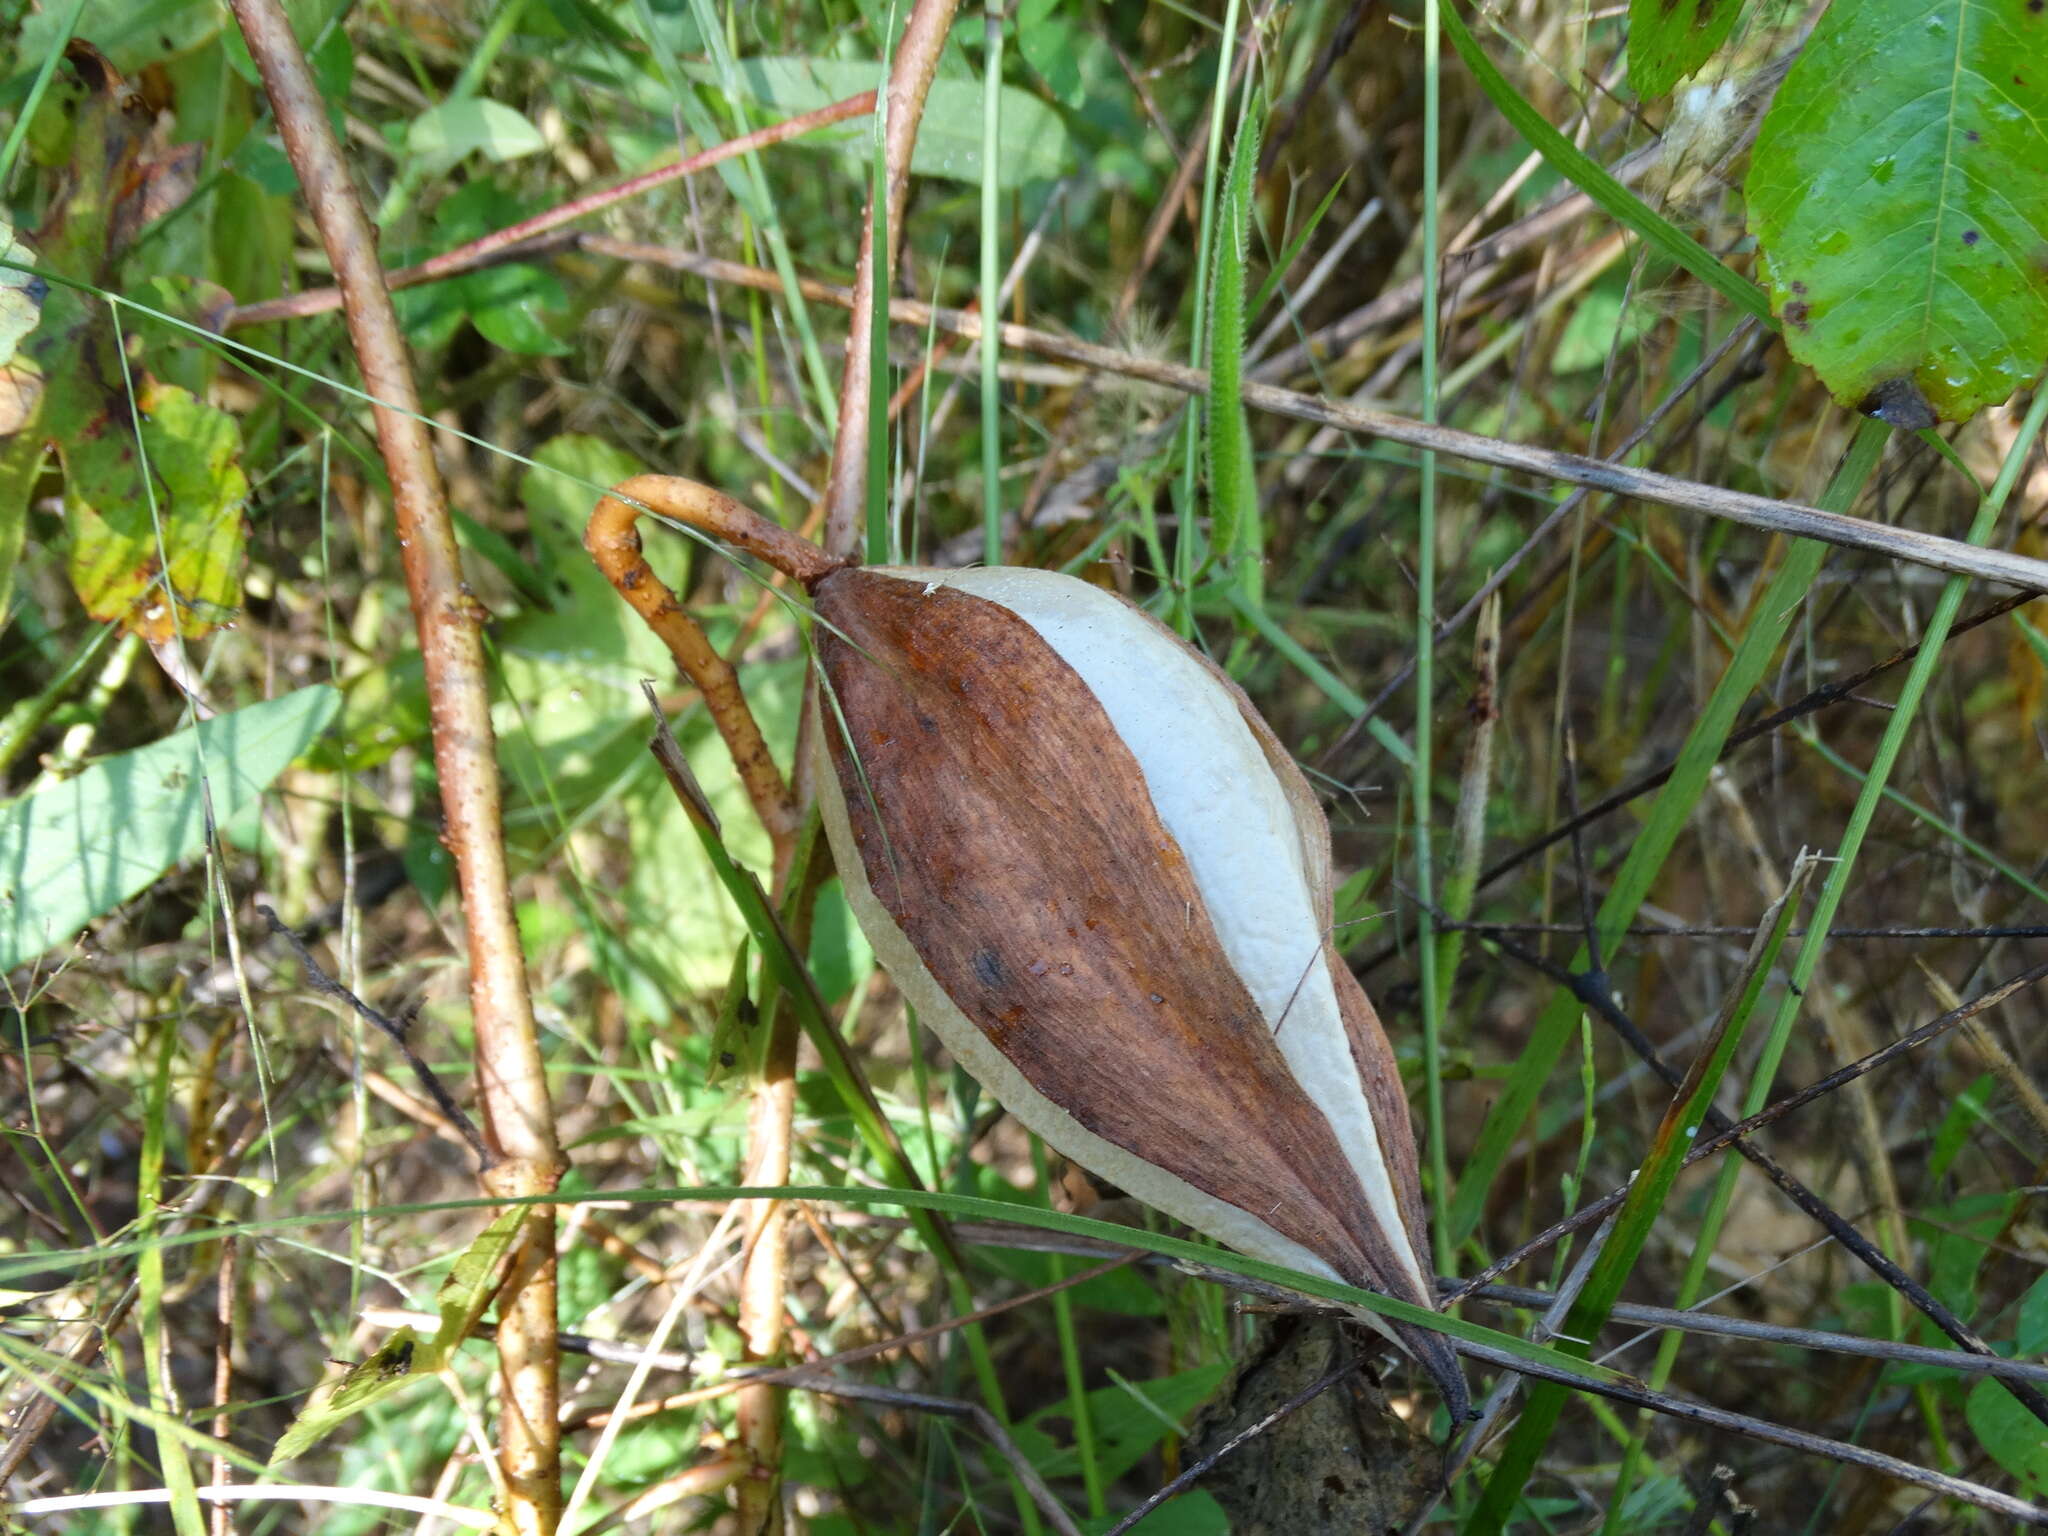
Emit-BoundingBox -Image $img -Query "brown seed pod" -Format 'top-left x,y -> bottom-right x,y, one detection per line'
588,481 -> 1466,1417
811,565 -> 1464,1417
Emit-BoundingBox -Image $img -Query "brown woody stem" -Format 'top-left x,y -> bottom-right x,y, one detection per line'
585,475 -> 839,876
229,2 -> 562,1529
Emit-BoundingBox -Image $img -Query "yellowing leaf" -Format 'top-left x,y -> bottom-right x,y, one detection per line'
65,380 -> 248,641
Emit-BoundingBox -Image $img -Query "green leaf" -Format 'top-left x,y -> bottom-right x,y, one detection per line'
2020,1271 -> 2048,1356
1968,1378 -> 2048,1495
679,57 -> 1071,187
64,380 -> 249,640
407,98 -> 547,167
1206,99 -> 1261,594
0,685 -> 339,970
1747,0 -> 2048,423
17,0 -> 222,74
1628,0 -> 1746,100
1015,0 -> 1086,106
1551,273 -> 1658,373
463,263 -> 572,356
1018,1364 -> 1231,1484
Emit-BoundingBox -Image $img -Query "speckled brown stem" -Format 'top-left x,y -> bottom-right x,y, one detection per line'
229,2 -> 562,1529
585,475 -> 840,880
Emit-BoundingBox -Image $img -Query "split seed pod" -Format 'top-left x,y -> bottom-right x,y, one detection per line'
810,563 -> 1467,1417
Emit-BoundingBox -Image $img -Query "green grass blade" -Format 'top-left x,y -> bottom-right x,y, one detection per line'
1415,0 -> 1448,1282
1440,2 -> 1769,324
1445,419 -> 1887,1246
1223,587 -> 1416,769
1464,857 -> 1813,1533
1207,89 -> 1262,597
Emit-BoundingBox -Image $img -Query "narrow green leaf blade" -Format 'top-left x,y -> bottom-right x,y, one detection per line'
0,684 -> 339,969
429,1206 -> 527,1362
1747,0 -> 2048,423
1442,2 -> 1768,323
1207,102 -> 1261,585
268,1329 -> 422,1467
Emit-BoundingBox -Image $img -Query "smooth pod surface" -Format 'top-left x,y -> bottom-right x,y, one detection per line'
811,563 -> 1463,1414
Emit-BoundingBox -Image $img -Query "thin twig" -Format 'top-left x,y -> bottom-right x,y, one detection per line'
223,92 -> 875,329
577,238 -> 2048,594
820,0 -> 960,559
259,905 -> 490,1166
226,4 -> 562,1528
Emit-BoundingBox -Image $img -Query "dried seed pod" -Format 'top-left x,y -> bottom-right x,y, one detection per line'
810,563 -> 1467,1417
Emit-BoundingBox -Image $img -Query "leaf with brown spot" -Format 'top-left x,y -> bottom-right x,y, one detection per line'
65,380 -> 248,641
1747,0 -> 2048,423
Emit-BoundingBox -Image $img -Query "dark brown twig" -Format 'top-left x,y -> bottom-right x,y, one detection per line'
259,904 -> 490,1166
1451,936 -> 2048,1427
226,4 -> 562,1527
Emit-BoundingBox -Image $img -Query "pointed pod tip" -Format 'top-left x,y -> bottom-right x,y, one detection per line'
1391,1318 -> 1471,1429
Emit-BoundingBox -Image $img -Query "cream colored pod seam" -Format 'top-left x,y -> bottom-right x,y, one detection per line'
810,563 -> 1432,1309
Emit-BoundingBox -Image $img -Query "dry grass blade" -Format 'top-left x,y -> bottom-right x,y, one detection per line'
1450,1340 -> 2048,1527
579,239 -> 2048,593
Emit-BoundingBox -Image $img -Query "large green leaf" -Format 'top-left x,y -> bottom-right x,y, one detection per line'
1747,0 -> 2048,423
0,685 -> 338,970
679,57 -> 1072,187
1628,0 -> 1745,100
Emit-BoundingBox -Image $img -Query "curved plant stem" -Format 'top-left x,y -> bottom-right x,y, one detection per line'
226,3 -> 562,1530
589,474 -> 837,1533
819,0 -> 959,559
586,475 -> 840,877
